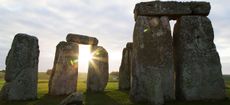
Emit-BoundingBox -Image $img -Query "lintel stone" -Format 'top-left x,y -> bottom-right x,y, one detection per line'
66,33 -> 98,45
134,1 -> 210,20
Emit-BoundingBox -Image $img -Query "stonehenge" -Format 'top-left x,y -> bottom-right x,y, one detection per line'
121,1 -> 226,104
0,33 -> 39,100
1,32 -> 109,100
0,0 -> 226,105
49,33 -> 109,95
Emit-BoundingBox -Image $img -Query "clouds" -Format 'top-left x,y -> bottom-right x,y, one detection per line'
0,0 -> 229,74
0,0 -> 136,72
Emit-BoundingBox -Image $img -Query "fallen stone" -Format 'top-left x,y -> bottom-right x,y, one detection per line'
0,33 -> 39,101
49,41 -> 79,95
173,16 -> 226,101
134,1 -> 210,20
59,92 -> 83,105
66,33 -> 98,45
130,16 -> 175,104
87,46 -> 109,92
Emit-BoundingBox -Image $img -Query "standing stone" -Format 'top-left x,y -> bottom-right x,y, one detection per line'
174,16 -> 226,100
87,46 -> 109,92
126,43 -> 133,88
130,16 -> 174,104
0,33 -> 39,100
49,41 -> 79,95
119,42 -> 133,90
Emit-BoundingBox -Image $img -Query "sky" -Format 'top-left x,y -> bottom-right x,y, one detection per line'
0,0 -> 229,74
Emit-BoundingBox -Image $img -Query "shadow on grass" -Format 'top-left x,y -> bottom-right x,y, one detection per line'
85,91 -> 122,105
1,91 -> 230,105
34,94 -> 66,105
0,94 -> 66,105
165,99 -> 230,105
85,90 -> 144,105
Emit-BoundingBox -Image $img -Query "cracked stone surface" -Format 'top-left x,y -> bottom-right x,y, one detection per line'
87,46 -> 108,92
49,41 -> 79,95
174,16 -> 226,101
130,16 -> 174,105
0,33 -> 39,101
119,42 -> 133,90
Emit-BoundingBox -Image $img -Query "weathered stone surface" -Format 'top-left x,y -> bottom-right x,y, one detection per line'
126,42 -> 133,49
59,92 -> 83,105
87,46 -> 108,92
0,33 -> 39,100
119,48 -> 130,90
130,16 -> 175,104
49,41 -> 79,95
119,42 -> 133,90
66,33 -> 98,45
174,16 -> 226,101
134,1 -> 210,20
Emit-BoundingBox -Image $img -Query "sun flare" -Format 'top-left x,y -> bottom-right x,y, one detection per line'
78,45 -> 93,72
79,45 -> 92,62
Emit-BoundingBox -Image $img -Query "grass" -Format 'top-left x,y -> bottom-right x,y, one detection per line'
0,73 -> 229,105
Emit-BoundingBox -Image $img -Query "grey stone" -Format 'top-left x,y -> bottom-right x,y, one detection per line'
59,92 -> 83,105
87,46 -> 108,92
126,42 -> 133,49
0,33 -> 39,100
173,16 -> 226,101
66,33 -> 98,45
119,42 -> 133,90
134,1 -> 210,20
119,48 -> 130,90
130,16 -> 175,104
49,41 -> 79,95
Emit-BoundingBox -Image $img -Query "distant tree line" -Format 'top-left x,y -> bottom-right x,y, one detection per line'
46,69 -> 52,75
110,71 -> 119,77
0,69 -> 5,73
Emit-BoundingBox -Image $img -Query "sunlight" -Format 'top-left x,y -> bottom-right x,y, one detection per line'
78,45 -> 92,72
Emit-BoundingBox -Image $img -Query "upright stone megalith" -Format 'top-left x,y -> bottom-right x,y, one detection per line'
0,33 -> 39,100
87,46 -> 109,92
119,42 -> 132,90
130,16 -> 174,105
174,16 -> 226,100
49,41 -> 79,95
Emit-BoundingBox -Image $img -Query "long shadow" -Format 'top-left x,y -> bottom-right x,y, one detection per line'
165,98 -> 230,105
34,94 -> 66,105
85,89 -> 148,105
0,94 -> 67,105
0,99 -> 34,105
85,91 -> 122,105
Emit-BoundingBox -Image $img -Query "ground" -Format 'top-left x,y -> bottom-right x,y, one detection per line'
0,72 -> 229,105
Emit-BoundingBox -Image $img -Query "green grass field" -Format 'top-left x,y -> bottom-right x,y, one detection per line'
0,73 -> 229,105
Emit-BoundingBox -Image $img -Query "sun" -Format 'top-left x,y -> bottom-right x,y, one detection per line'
79,45 -> 92,62
78,45 -> 93,72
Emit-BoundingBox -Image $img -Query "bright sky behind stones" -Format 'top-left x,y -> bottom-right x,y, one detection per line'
0,0 -> 229,74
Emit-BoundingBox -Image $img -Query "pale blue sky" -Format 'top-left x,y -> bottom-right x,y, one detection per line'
0,0 -> 229,74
